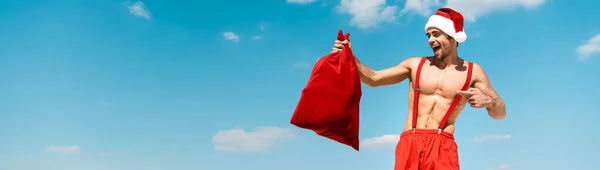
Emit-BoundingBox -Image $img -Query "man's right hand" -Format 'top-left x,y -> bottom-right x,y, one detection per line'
331,39 -> 351,53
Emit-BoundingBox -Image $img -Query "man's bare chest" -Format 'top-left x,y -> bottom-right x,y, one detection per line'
412,65 -> 471,98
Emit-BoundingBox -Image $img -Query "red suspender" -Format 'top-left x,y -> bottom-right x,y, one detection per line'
411,57 -> 474,134
438,62 -> 473,133
411,57 -> 428,132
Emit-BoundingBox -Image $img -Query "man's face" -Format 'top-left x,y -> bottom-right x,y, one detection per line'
426,28 -> 456,59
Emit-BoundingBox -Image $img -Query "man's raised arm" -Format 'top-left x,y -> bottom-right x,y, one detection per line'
472,64 -> 507,120
332,40 -> 417,87
354,57 -> 419,87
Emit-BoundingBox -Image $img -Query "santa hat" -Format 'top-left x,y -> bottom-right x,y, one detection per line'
424,8 -> 467,43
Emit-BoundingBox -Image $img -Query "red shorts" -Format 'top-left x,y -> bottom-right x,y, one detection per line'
394,129 -> 460,170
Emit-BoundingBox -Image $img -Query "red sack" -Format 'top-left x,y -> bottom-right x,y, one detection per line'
290,30 -> 362,151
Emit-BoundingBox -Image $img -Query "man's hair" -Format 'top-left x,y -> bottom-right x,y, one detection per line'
446,35 -> 458,47
431,28 -> 459,47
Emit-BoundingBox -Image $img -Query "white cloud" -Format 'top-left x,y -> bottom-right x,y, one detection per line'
252,36 -> 261,40
337,0 -> 398,29
97,100 -> 112,106
212,126 -> 294,152
259,26 -> 266,31
286,0 -> 317,5
576,34 -> 600,60
400,0 -> 441,16
45,145 -> 82,154
485,163 -> 515,170
446,0 -> 545,22
127,1 -> 151,20
473,134 -> 512,142
223,32 -> 241,43
339,0 -> 545,29
361,134 -> 399,149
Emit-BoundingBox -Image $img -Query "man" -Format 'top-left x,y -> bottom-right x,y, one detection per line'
331,8 -> 506,170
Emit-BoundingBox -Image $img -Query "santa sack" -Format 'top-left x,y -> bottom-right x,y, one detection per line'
290,30 -> 362,151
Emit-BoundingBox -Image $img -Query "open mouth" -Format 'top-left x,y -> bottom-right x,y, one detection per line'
432,46 -> 440,53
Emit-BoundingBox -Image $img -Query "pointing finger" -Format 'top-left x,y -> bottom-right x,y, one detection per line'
457,90 -> 476,96
467,88 -> 480,92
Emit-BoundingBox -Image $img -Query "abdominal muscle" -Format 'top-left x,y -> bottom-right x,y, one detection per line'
402,88 -> 468,135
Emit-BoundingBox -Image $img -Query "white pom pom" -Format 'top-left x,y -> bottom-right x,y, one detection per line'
453,31 -> 467,43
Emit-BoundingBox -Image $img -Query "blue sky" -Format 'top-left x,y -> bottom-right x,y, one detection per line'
0,0 -> 599,170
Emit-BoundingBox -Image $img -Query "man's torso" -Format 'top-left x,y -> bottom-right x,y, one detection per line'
402,57 -> 476,134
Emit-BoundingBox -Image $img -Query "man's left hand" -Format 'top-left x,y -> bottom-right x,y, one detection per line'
457,88 -> 494,108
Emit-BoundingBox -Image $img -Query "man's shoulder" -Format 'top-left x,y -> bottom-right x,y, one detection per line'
468,61 -> 484,72
397,57 -> 426,70
467,62 -> 487,80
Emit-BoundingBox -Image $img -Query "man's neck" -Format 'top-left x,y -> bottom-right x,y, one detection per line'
435,52 -> 461,68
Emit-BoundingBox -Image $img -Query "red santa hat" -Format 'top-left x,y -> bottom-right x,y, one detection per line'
425,8 -> 467,43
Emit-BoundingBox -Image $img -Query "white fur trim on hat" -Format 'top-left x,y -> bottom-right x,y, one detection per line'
453,31 -> 466,43
424,15 -> 466,43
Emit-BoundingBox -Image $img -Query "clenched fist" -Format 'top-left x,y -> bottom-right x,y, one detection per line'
331,39 -> 352,53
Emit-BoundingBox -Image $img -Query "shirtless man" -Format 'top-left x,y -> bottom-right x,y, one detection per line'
331,8 -> 506,170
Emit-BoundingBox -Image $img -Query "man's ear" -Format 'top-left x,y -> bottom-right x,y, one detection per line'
448,36 -> 459,47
